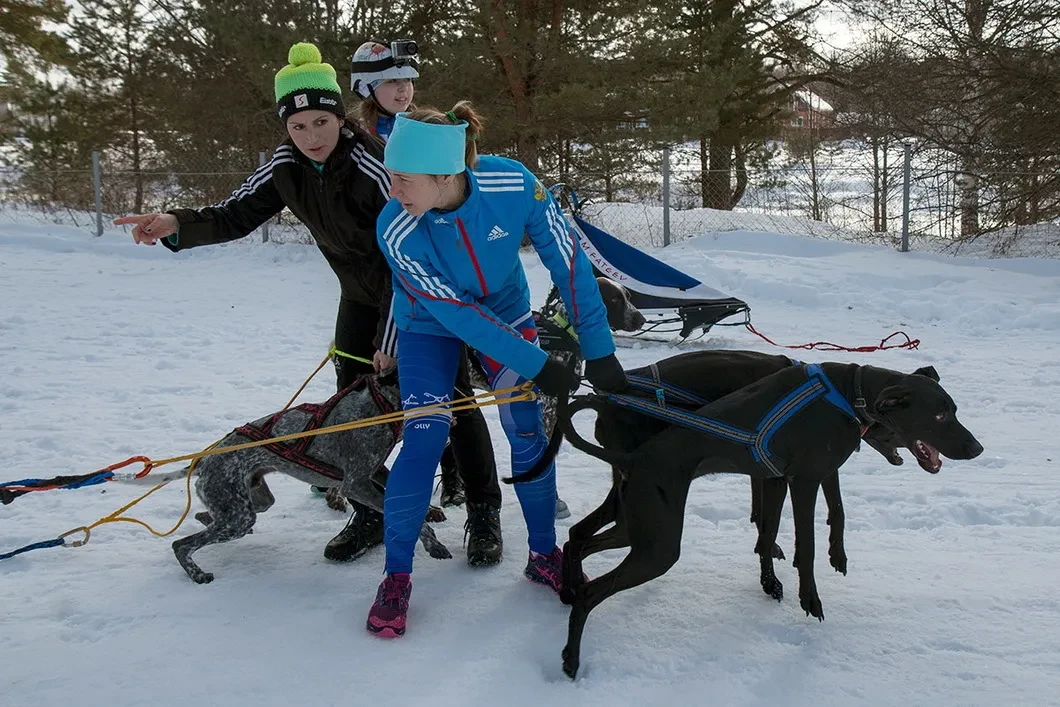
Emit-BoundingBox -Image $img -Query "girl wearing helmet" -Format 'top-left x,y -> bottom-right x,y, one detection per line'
350,39 -> 419,140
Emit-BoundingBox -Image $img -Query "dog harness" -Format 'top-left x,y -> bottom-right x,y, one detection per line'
606,364 -> 864,478
234,375 -> 401,481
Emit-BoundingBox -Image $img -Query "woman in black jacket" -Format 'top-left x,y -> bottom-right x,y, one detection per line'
114,42 -> 504,567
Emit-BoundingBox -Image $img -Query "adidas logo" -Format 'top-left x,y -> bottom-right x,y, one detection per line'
487,225 -> 510,241
434,217 -> 449,224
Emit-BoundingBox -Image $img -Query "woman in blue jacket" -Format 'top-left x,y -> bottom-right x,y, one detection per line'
351,38 -> 573,522
347,38 -> 512,563
366,102 -> 628,638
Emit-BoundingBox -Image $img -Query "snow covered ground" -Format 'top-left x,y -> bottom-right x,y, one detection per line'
2,220 -> 1059,706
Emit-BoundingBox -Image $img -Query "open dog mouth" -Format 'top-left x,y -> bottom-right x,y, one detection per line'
911,439 -> 942,473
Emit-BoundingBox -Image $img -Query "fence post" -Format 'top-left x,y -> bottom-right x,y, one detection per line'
901,141 -> 912,253
259,151 -> 270,243
662,146 -> 671,247
92,151 -> 103,237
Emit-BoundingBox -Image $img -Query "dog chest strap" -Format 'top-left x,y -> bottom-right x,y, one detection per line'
850,365 -> 878,430
649,363 -> 664,408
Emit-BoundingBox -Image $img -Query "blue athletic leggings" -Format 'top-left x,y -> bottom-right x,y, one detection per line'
383,314 -> 556,575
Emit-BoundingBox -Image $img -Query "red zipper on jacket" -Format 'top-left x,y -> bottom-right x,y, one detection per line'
456,218 -> 489,296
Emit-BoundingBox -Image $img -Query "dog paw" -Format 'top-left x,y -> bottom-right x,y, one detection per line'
191,571 -> 214,585
324,487 -> 347,513
761,573 -> 783,602
562,646 -> 580,680
829,546 -> 848,575
428,544 -> 453,560
800,591 -> 824,621
194,511 -> 213,526
425,505 -> 447,523
772,542 -> 785,560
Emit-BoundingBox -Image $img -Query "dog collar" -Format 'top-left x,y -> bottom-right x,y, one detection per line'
852,365 -> 880,430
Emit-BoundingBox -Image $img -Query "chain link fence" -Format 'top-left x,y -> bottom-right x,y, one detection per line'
547,145 -> 1059,257
2,144 -> 1057,259
0,151 -> 315,245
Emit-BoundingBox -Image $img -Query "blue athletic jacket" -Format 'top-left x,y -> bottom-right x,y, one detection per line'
374,115 -> 395,140
376,155 -> 615,380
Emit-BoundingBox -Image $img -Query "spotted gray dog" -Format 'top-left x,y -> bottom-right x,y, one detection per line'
121,373 -> 451,584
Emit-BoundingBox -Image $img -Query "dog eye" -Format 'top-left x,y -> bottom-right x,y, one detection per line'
935,412 -> 948,421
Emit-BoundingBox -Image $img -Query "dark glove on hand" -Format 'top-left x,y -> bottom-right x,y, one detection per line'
532,357 -> 580,397
583,353 -> 628,393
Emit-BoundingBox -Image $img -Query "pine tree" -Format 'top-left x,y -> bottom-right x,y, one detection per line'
0,0 -> 69,63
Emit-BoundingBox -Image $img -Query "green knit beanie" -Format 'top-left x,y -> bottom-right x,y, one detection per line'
274,42 -> 345,120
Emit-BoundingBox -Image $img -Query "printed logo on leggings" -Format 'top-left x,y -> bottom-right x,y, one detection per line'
487,225 -> 509,241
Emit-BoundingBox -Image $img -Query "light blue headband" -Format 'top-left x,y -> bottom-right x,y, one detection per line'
384,112 -> 467,175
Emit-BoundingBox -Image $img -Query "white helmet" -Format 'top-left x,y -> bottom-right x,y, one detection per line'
350,39 -> 420,100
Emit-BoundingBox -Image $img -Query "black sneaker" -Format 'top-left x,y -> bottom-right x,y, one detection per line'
464,502 -> 503,567
324,504 -> 384,562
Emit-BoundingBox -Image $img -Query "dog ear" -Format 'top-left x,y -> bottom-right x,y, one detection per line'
912,365 -> 940,382
874,384 -> 912,414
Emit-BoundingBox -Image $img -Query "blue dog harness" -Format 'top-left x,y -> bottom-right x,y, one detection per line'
606,363 -> 863,478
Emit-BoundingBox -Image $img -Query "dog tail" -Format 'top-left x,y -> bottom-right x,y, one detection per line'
503,392 -> 631,484
501,403 -> 567,484
554,394 -> 632,469
111,466 -> 195,486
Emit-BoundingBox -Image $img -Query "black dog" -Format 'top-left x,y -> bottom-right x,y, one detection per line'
532,359 -> 983,678
565,351 -> 913,592
508,350 -> 906,587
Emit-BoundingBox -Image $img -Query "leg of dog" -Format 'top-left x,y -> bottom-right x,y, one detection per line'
754,477 -> 788,602
324,485 -> 348,512
540,394 -> 558,439
248,471 -> 276,512
788,475 -> 824,620
821,472 -> 847,575
579,525 -> 630,557
750,478 -> 785,560
749,476 -> 760,526
197,471 -> 275,527
562,473 -> 691,679
561,483 -> 622,604
171,455 -> 261,584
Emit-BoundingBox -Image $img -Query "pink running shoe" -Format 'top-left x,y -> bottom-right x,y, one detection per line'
524,547 -> 565,595
366,573 -> 412,638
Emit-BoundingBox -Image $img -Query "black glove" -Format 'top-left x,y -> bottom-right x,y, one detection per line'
583,353 -> 628,393
532,357 -> 579,397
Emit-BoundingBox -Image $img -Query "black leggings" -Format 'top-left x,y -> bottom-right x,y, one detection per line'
334,297 -> 501,507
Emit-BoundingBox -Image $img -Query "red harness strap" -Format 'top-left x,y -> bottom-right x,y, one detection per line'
234,376 -> 401,481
